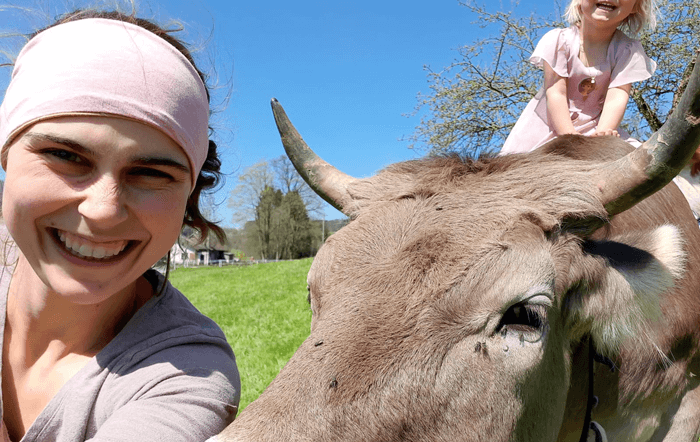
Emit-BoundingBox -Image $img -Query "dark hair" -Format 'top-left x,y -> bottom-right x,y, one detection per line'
31,9 -> 226,244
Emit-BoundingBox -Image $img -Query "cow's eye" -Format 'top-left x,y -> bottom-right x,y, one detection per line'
496,303 -> 547,343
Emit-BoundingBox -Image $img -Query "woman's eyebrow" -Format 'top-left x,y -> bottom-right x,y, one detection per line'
24,131 -> 190,174
24,132 -> 95,155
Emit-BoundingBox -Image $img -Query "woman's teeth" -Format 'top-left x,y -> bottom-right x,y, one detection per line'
58,231 -> 128,260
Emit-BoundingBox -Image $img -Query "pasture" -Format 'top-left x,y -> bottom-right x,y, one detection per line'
169,259 -> 313,411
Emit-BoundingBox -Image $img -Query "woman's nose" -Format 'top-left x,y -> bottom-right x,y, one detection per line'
77,176 -> 129,227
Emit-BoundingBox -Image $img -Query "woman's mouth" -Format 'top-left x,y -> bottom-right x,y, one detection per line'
54,229 -> 131,260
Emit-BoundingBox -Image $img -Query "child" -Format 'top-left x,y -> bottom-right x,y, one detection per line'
499,0 -> 657,155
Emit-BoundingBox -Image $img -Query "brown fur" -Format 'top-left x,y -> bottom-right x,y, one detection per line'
220,135 -> 700,442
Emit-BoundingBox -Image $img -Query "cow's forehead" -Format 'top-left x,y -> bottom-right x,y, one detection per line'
342,153 -> 607,234
312,196 -> 560,314
330,190 -> 557,259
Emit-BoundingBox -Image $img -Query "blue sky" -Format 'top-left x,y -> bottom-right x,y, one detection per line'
1,0 -> 555,226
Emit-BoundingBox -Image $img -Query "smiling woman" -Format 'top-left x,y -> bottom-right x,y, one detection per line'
0,9 -> 239,442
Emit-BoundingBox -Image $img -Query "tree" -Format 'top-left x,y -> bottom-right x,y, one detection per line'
228,156 -> 325,227
228,156 -> 334,259
250,187 -> 314,260
271,191 -> 313,259
407,0 -> 700,157
228,160 -> 275,227
270,155 -> 325,219
255,186 -> 283,259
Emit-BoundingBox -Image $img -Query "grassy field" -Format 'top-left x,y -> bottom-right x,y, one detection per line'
169,259 -> 313,411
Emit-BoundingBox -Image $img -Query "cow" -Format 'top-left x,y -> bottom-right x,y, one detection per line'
215,59 -> 700,441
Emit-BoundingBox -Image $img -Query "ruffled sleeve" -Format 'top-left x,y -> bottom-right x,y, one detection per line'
609,33 -> 656,88
529,27 -> 574,78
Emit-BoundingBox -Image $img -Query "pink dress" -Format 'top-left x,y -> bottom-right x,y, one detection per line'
499,26 -> 656,155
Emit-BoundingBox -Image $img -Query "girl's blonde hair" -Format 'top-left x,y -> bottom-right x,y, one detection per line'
564,0 -> 658,36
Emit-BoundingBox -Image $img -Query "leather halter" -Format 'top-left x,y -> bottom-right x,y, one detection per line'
579,336 -> 607,442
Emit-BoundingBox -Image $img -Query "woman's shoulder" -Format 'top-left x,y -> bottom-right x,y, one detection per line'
85,273 -> 240,441
100,270 -> 236,371
140,270 -> 231,344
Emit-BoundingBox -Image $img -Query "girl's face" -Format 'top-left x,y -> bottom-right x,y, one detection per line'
579,0 -> 639,30
2,116 -> 192,304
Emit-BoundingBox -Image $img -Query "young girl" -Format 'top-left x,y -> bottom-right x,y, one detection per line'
0,8 -> 240,442
499,0 -> 657,155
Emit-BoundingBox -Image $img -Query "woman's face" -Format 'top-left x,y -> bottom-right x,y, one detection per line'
2,115 -> 192,303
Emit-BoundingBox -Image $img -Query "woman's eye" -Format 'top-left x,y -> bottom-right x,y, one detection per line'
496,303 -> 547,343
46,149 -> 83,163
130,167 -> 174,180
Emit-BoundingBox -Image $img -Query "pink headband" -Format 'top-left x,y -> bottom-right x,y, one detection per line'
0,18 -> 209,186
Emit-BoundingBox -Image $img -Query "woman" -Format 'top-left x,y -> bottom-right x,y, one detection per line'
0,9 -> 240,442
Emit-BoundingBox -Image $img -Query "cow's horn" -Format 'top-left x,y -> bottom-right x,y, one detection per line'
598,52 -> 700,216
271,98 -> 357,213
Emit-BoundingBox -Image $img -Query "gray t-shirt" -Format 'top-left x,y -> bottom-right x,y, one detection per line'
0,266 -> 240,442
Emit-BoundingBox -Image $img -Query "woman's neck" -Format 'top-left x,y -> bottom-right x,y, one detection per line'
5,255 -> 150,365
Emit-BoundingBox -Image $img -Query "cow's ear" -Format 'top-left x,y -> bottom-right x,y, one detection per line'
562,225 -> 686,357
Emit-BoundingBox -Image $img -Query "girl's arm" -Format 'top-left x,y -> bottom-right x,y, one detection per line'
594,83 -> 632,136
544,62 -> 578,136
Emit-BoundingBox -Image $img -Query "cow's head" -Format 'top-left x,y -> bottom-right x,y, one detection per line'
219,62 -> 700,442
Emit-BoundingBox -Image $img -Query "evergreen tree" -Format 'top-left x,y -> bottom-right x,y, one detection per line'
255,186 -> 283,259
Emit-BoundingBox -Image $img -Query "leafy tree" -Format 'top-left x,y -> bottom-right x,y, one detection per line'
270,155 -> 325,218
229,156 -> 325,227
250,187 -> 314,260
228,160 -> 275,228
407,0 -> 699,157
228,156 -> 329,259
240,221 -> 264,260
271,191 -> 313,259
255,186 -> 283,259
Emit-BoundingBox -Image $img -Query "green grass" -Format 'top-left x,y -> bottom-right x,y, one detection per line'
169,259 -> 313,411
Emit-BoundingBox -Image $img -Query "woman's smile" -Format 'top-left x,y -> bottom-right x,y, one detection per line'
53,229 -> 131,261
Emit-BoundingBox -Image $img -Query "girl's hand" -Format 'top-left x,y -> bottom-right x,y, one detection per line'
597,85 -> 632,138
592,128 -> 619,137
